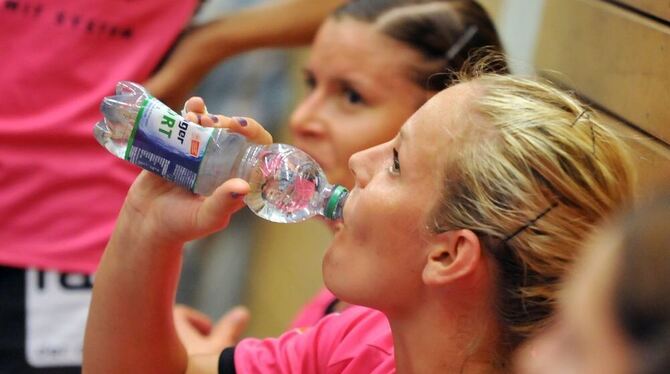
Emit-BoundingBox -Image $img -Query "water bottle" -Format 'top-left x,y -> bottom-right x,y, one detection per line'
93,81 -> 347,223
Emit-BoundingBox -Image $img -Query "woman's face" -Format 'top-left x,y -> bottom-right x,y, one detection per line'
289,17 -> 430,190
515,233 -> 633,374
322,84 -> 476,313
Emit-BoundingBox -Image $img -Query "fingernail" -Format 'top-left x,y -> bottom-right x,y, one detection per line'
230,308 -> 243,319
209,114 -> 219,123
231,192 -> 242,199
233,117 -> 248,127
232,306 -> 248,320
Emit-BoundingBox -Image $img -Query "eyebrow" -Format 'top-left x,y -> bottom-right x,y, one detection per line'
335,75 -> 376,94
328,70 -> 381,96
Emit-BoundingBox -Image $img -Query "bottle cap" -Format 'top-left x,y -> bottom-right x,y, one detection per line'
325,185 -> 348,220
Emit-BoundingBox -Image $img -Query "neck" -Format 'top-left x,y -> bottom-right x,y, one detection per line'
389,296 -> 506,374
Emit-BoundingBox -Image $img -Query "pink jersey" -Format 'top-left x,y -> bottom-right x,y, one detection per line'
290,287 -> 338,329
0,0 -> 197,273
229,305 -> 395,373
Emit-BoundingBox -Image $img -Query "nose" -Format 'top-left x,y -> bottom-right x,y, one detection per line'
289,92 -> 326,141
349,142 -> 386,188
348,152 -> 365,188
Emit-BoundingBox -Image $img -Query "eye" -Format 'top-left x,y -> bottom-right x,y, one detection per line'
389,148 -> 401,175
303,71 -> 316,91
344,86 -> 364,105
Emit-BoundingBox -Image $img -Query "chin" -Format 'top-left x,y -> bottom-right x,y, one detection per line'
322,239 -> 354,294
297,146 -> 325,168
321,249 -> 339,294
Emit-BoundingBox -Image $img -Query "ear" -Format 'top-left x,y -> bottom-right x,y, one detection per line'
422,229 -> 483,286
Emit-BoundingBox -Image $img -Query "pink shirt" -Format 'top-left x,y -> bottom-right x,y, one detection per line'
233,305 -> 395,373
0,0 -> 197,273
290,287 -> 338,329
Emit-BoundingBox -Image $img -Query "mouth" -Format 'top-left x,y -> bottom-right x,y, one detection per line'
339,188 -> 355,225
307,152 -> 327,171
293,142 -> 327,168
331,221 -> 344,232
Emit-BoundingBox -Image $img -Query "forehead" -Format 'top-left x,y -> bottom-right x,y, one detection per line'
403,82 -> 479,148
309,17 -> 424,79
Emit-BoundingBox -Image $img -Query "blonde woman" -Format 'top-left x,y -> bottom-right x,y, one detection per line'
83,73 -> 633,373
179,0 -> 507,340
174,0 -> 508,352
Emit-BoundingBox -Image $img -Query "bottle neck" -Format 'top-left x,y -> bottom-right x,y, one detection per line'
322,184 -> 348,221
232,140 -> 264,181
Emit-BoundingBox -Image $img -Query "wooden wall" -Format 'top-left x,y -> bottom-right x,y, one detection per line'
479,0 -> 503,18
535,0 -> 670,194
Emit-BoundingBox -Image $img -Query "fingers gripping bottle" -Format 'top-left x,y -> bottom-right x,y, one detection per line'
93,81 -> 347,223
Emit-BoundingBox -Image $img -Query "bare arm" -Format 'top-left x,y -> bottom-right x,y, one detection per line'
83,116 -> 272,374
145,0 -> 346,109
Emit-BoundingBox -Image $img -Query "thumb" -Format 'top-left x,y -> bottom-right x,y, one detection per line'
210,306 -> 251,347
196,178 -> 249,235
174,304 -> 213,335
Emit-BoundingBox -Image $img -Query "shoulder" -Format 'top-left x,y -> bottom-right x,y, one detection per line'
233,306 -> 393,373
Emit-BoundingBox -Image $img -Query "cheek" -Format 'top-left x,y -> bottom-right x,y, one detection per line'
348,194 -> 423,256
333,111 -> 402,153
322,228 -> 399,307
324,190 -> 429,308
321,229 -> 368,302
322,127 -> 372,187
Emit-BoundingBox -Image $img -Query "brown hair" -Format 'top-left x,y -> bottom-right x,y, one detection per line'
332,0 -> 508,90
431,72 -> 634,355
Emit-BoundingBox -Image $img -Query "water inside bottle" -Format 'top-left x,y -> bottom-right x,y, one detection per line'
243,145 -> 327,223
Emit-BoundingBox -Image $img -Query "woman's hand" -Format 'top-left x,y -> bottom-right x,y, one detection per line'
174,304 -> 250,355
181,96 -> 273,145
116,97 -> 273,247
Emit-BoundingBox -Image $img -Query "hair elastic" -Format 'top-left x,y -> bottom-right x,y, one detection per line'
445,25 -> 479,61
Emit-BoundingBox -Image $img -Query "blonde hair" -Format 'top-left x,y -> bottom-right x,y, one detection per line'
431,73 -> 635,350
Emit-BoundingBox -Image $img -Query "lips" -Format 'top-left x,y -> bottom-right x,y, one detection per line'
340,188 -> 355,225
307,151 -> 327,170
309,154 -> 327,171
293,141 -> 327,168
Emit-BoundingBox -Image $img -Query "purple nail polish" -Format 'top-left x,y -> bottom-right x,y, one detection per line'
231,192 -> 242,199
209,114 -> 219,123
234,117 -> 248,127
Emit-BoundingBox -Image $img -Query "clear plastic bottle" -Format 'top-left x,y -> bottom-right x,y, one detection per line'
94,81 -> 347,223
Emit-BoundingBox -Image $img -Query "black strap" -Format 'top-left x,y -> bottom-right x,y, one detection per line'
324,297 -> 341,315
218,346 -> 236,374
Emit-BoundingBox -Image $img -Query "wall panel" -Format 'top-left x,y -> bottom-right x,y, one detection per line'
536,0 -> 670,145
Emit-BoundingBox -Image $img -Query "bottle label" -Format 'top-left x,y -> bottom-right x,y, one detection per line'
125,98 -> 213,190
